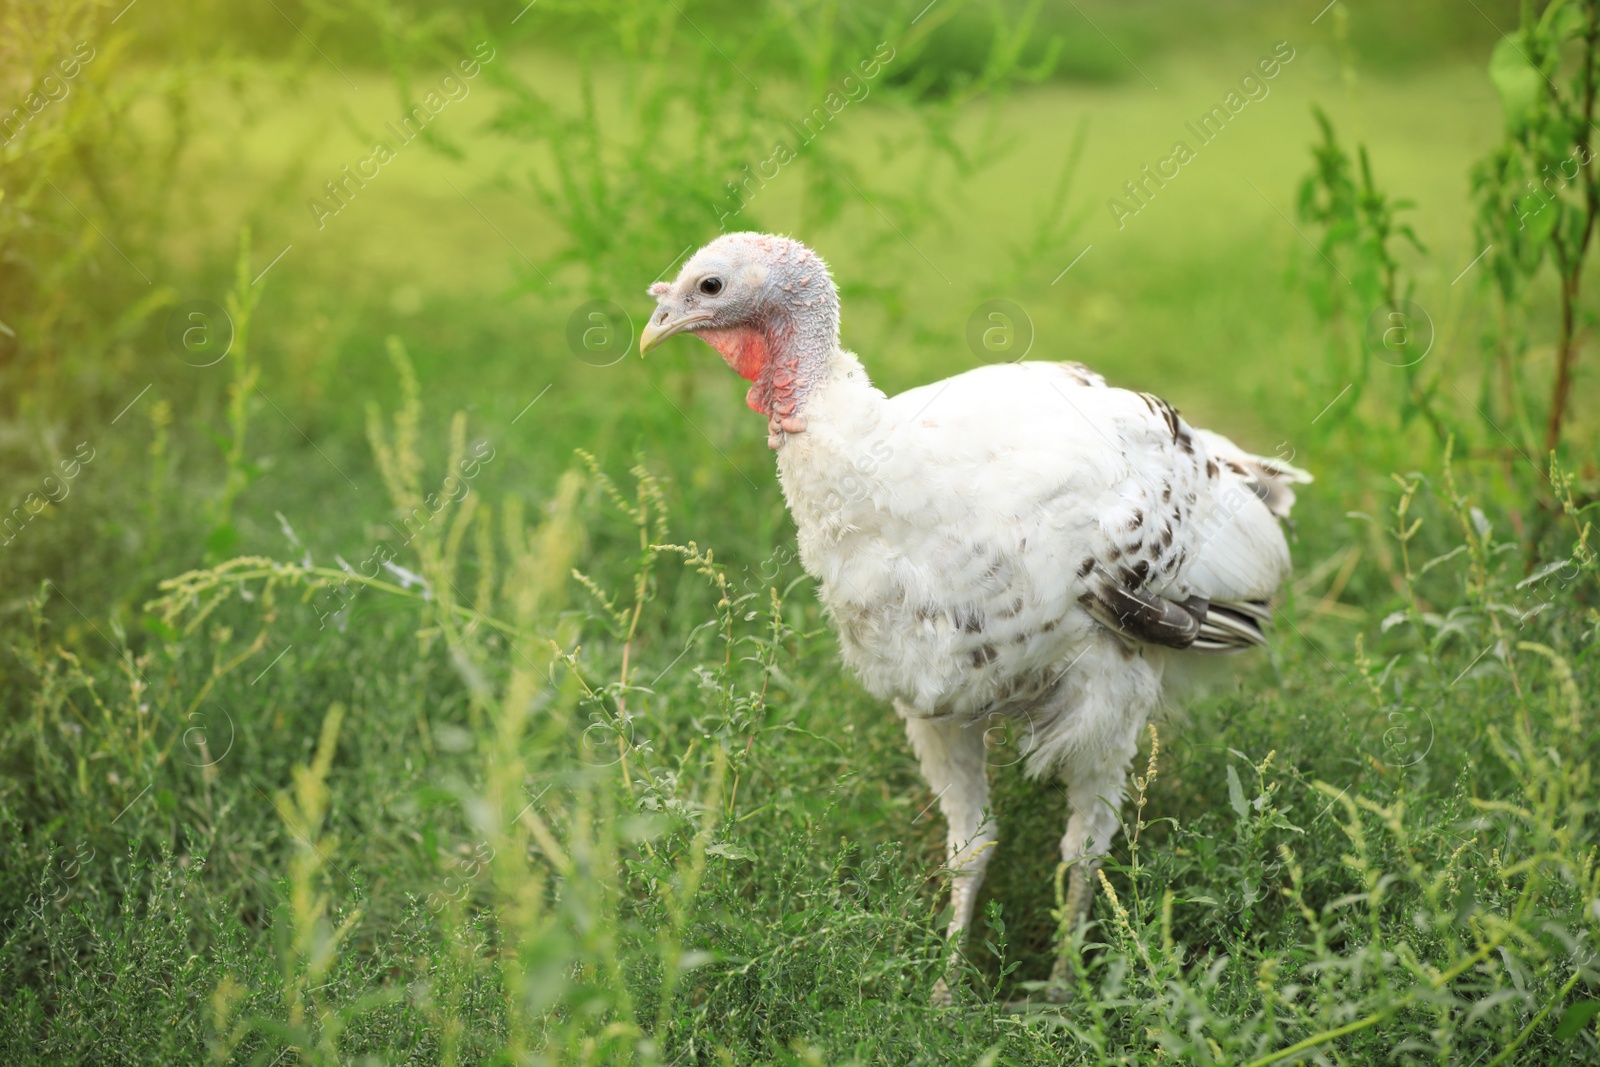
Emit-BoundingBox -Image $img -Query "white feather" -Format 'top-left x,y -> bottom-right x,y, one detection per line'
772,348 -> 1307,971
777,357 -> 1304,730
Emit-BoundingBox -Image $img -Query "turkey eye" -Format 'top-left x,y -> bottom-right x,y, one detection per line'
699,277 -> 723,296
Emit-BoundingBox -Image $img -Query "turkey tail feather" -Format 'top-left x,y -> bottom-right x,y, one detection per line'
1191,600 -> 1271,652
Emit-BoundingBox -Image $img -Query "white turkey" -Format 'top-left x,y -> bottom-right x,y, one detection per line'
639,232 -> 1309,1001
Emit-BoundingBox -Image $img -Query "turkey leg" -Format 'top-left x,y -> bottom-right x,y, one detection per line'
1049,759 -> 1131,989
901,708 -> 995,1005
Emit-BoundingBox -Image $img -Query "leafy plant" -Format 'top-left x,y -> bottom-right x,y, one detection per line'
1295,104 -> 1436,437
484,0 -> 1063,300
205,230 -> 266,560
1472,0 -> 1600,457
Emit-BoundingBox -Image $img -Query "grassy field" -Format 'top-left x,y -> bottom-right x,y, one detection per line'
2,1 -> 1598,1064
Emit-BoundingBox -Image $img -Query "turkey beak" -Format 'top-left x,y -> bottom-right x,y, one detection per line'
639,307 -> 712,356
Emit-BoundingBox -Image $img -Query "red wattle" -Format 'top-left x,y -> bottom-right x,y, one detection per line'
700,327 -> 769,383
699,326 -> 782,414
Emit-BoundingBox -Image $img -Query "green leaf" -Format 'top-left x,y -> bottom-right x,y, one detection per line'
1523,192 -> 1561,246
1489,36 -> 1544,128
140,614 -> 179,643
1418,544 -> 1468,576
1541,0 -> 1589,42
1554,998 -> 1600,1039
1517,558 -> 1574,588
707,841 -> 756,861
1226,765 -> 1248,819
413,784 -> 457,808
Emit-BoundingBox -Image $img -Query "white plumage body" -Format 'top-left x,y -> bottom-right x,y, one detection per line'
778,354 -> 1300,770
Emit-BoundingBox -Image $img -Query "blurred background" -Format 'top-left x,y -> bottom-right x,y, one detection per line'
5,1 -> 1599,1063
0,0 -> 1539,556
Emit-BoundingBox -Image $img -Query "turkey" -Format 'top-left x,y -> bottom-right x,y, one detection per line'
639,232 -> 1310,1001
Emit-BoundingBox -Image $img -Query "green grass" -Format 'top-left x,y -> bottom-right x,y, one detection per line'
1,1 -> 1598,1063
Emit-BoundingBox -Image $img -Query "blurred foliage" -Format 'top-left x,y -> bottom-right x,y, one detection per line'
101,0 -> 1529,81
1472,0 -> 1600,458
1,0 -> 1597,1063
1294,0 -> 1598,559
0,1 -> 185,411
484,0 -> 1060,300
1296,103 -> 1437,438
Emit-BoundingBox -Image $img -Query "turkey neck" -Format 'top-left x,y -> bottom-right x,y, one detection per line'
772,350 -> 892,537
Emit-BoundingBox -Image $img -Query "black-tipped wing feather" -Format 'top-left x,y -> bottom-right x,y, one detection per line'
1080,565 -> 1269,653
